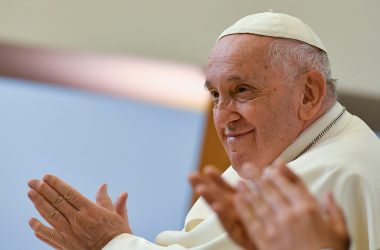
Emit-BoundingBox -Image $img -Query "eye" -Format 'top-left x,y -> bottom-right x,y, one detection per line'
236,85 -> 250,93
233,84 -> 255,101
209,89 -> 219,103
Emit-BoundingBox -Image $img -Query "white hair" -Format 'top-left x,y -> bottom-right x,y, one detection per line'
268,38 -> 337,100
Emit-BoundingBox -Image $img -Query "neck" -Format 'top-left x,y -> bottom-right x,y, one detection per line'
299,97 -> 336,134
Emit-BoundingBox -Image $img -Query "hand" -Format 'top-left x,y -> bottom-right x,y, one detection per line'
189,166 -> 257,250
234,160 -> 350,250
28,175 -> 132,250
95,184 -> 133,234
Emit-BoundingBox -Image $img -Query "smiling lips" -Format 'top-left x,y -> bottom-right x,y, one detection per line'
225,129 -> 254,140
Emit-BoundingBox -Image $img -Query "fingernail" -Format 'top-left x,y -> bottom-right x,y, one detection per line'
28,179 -> 39,188
29,219 -> 38,229
27,190 -> 35,199
43,174 -> 53,182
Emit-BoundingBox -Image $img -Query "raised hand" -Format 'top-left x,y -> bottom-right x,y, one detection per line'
28,175 -> 132,250
234,160 -> 350,250
95,184 -> 132,233
189,166 -> 257,250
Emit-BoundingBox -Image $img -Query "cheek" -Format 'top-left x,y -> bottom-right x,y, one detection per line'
212,110 -> 225,139
236,103 -> 261,124
212,109 -> 221,130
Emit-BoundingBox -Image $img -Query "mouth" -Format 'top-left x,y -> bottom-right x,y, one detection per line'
224,129 -> 254,139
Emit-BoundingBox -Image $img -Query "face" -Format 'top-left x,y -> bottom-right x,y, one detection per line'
205,34 -> 304,173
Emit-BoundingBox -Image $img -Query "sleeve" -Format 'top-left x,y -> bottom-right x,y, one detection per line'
102,234 -> 187,250
102,232 -> 243,250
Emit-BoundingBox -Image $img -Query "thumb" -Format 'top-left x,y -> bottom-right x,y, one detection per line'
114,192 -> 132,231
96,183 -> 114,211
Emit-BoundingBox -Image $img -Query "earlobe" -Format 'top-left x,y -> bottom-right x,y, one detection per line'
298,71 -> 326,121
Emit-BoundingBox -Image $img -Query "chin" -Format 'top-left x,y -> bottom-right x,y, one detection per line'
229,152 -> 268,175
229,153 -> 251,173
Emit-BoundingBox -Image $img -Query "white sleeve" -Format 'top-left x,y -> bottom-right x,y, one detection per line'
102,231 -> 243,250
102,234 -> 187,250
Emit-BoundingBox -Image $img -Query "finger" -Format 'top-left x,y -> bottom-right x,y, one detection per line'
190,171 -> 231,205
203,166 -> 235,193
194,183 -> 223,206
211,201 -> 236,231
28,179 -> 77,217
28,190 -> 70,233
35,232 -> 62,250
268,164 -> 315,205
234,189 -> 264,243
29,218 -> 66,248
96,183 -> 114,211
256,173 -> 290,212
240,162 -> 262,181
239,180 -> 274,220
273,159 -> 299,183
188,172 -> 204,189
212,201 -> 253,250
42,174 -> 91,210
114,192 -> 131,228
189,173 -> 209,197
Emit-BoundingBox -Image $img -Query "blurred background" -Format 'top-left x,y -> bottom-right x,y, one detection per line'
0,1 -> 379,249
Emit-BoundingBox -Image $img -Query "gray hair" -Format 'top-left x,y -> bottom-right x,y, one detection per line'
268,38 -> 337,100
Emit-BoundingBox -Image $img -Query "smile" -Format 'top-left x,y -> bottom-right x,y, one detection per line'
225,129 -> 254,139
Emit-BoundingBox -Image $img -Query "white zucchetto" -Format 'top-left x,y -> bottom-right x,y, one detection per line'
218,12 -> 327,52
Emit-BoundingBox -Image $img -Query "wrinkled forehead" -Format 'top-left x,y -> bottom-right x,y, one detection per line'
205,34 -> 278,83
207,34 -> 275,66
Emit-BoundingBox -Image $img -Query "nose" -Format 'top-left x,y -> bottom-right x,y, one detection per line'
213,97 -> 240,129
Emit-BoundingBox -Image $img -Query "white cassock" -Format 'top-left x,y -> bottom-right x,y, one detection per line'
103,102 -> 380,250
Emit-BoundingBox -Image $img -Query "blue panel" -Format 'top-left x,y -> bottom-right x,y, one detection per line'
0,77 -> 206,249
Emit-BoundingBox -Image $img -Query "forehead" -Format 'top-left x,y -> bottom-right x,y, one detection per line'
206,34 -> 275,85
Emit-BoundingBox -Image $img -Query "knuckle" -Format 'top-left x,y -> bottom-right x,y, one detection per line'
48,229 -> 57,240
53,195 -> 65,207
63,188 -> 77,202
37,181 -> 48,192
33,196 -> 45,207
67,211 -> 78,224
298,203 -> 318,216
49,209 -> 60,222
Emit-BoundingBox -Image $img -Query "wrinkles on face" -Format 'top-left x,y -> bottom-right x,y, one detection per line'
205,73 -> 273,109
206,34 -> 303,170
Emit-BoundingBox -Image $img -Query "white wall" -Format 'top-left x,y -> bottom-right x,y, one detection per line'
0,0 -> 379,98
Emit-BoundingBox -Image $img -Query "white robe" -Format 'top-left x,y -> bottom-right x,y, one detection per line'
103,102 -> 380,250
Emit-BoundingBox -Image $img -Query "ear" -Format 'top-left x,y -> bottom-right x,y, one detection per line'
298,71 -> 326,121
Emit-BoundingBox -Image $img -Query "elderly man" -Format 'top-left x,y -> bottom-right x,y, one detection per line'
28,12 -> 380,250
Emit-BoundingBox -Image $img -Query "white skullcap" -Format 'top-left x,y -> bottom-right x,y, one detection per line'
218,12 -> 327,52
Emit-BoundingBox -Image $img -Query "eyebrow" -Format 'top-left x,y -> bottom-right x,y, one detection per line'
204,75 -> 251,90
227,75 -> 250,83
